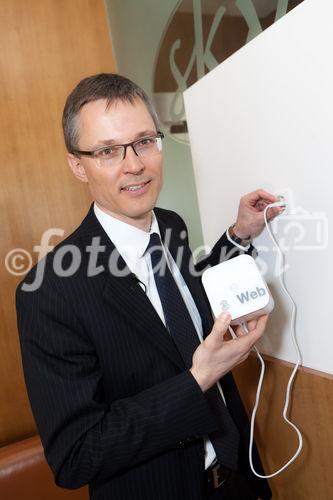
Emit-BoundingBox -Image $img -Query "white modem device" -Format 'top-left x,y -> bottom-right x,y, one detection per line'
202,254 -> 274,325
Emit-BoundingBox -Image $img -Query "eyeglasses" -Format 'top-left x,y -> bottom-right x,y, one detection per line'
72,132 -> 164,168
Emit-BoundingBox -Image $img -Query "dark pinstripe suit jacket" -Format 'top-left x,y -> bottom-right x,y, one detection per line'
16,205 -> 271,500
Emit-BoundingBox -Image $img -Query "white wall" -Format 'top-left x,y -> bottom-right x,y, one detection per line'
184,0 -> 333,374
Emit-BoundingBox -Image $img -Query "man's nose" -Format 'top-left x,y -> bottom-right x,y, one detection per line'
122,145 -> 145,173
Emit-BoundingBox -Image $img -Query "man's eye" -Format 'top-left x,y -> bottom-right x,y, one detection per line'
100,147 -> 114,156
138,137 -> 154,147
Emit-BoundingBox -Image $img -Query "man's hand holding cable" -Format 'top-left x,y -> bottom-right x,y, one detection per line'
233,189 -> 284,240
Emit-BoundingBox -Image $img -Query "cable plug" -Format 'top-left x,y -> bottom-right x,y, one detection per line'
266,195 -> 287,209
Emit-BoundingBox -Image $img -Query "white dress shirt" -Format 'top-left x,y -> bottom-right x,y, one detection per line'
94,203 -> 220,468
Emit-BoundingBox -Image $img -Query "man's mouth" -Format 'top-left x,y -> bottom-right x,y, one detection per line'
121,180 -> 151,192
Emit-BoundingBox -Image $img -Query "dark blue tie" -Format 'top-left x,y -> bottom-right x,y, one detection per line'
146,232 -> 240,470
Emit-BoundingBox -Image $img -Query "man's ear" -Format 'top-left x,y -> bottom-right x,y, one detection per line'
67,153 -> 88,183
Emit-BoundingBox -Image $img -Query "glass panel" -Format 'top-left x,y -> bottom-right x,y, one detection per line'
153,0 -> 304,143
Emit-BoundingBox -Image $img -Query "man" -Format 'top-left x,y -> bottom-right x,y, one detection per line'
16,73 -> 281,499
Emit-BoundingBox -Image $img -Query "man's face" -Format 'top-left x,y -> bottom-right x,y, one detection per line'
68,98 -> 163,230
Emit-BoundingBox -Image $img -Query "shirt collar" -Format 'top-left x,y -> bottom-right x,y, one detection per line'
93,203 -> 161,268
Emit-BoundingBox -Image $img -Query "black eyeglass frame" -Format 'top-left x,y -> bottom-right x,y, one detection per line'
71,131 -> 164,160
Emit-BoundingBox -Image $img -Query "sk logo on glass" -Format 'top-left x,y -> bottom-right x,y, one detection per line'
153,0 -> 303,142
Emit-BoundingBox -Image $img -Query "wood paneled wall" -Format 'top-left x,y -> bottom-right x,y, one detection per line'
233,355 -> 333,499
0,0 -> 115,446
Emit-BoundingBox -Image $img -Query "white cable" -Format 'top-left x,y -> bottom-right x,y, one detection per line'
244,201 -> 303,478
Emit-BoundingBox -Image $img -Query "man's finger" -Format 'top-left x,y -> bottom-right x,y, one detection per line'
248,314 -> 268,331
246,318 -> 258,331
207,312 -> 231,347
248,189 -> 279,204
266,206 -> 285,220
236,314 -> 268,336
233,324 -> 248,337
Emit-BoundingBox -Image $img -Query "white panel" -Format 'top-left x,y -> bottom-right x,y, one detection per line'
184,0 -> 333,373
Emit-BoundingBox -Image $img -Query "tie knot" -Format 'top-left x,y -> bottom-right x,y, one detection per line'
145,233 -> 166,276
146,232 -> 162,253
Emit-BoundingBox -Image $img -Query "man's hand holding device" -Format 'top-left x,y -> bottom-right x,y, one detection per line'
190,312 -> 268,393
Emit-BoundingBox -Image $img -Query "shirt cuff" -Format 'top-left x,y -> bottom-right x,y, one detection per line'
226,228 -> 251,251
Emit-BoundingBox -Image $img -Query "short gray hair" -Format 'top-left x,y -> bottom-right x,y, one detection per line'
62,73 -> 160,152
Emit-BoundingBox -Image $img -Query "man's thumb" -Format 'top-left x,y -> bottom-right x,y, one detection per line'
209,312 -> 231,343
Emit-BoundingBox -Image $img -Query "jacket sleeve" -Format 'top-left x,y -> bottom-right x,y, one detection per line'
195,232 -> 257,272
16,273 -> 218,489
171,211 -> 257,273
